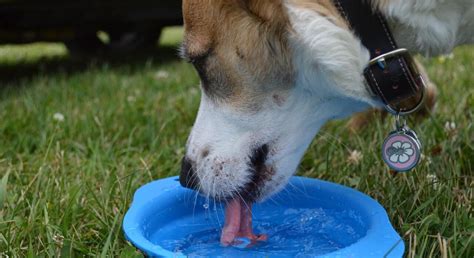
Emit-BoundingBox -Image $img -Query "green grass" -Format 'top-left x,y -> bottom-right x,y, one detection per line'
0,27 -> 472,257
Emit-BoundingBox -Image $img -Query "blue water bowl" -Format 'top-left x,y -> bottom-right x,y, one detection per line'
123,176 -> 404,257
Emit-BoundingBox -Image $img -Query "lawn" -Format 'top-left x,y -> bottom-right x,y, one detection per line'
0,27 -> 472,257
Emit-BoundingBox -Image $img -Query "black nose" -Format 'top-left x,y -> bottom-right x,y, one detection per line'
179,157 -> 199,190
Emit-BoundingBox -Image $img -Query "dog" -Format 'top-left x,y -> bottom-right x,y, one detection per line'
179,0 -> 474,245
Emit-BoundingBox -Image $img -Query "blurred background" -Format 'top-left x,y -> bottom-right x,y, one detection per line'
0,0 -> 182,55
0,1 -> 472,257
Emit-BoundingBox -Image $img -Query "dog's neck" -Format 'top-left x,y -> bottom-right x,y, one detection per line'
287,0 -> 472,112
374,0 -> 474,56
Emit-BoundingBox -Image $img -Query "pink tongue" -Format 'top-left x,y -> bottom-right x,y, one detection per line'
220,198 -> 267,246
220,198 -> 243,246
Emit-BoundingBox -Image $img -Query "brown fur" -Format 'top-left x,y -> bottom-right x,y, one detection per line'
182,0 -> 294,109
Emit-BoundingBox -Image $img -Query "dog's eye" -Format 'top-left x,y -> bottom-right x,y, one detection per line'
179,44 -> 212,65
187,54 -> 208,65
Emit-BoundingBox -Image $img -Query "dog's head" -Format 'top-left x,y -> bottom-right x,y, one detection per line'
180,0 -> 374,202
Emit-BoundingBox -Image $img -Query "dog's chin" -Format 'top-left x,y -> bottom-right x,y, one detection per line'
200,157 -> 296,204
197,170 -> 292,205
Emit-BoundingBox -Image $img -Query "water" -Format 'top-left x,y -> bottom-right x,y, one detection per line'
150,205 -> 367,257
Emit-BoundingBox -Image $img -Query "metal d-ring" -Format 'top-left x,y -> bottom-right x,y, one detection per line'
384,79 -> 426,116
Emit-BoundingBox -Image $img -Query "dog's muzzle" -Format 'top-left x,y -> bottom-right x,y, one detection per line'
179,157 -> 200,190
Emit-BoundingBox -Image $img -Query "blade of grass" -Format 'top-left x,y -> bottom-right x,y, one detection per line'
100,212 -> 120,258
0,169 -> 9,210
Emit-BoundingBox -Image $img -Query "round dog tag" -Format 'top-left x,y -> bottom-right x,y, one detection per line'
382,130 -> 421,172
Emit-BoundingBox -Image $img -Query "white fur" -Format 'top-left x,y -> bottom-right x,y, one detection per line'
286,5 -> 375,106
379,0 -> 474,56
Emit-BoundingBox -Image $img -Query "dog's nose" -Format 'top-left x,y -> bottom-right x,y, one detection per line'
179,157 -> 199,190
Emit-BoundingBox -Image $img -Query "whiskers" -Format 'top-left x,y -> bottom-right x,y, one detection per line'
188,162 -> 238,228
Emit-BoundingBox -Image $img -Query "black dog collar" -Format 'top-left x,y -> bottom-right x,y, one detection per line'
333,0 -> 426,115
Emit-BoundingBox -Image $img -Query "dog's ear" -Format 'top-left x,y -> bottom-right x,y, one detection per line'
238,0 -> 288,26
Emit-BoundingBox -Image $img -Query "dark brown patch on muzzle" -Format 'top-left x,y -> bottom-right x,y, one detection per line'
240,144 -> 275,202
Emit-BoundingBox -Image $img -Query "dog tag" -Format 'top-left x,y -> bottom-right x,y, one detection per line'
382,119 -> 422,172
